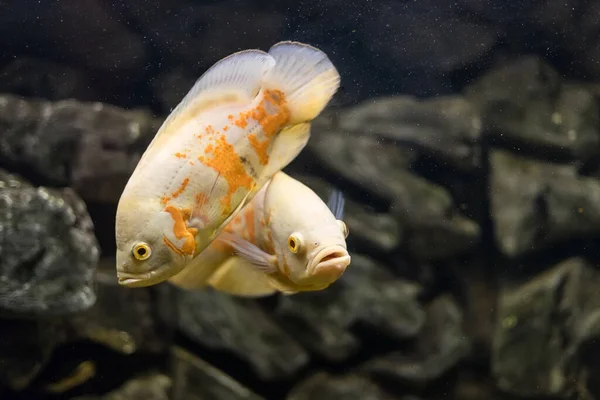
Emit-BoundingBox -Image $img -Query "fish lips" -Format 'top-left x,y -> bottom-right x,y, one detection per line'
309,245 -> 351,280
117,261 -> 189,288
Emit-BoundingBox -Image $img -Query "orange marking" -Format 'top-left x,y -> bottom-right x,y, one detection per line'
174,152 -> 187,159
228,114 -> 234,121
244,207 -> 256,243
197,133 -> 254,214
160,195 -> 171,205
163,237 -> 183,256
248,133 -> 270,165
163,205 -> 196,256
223,125 -> 229,131
204,143 -> 214,154
171,178 -> 190,199
189,161 -> 195,166
206,125 -> 215,135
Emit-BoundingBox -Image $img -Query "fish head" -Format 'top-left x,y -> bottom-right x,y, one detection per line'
115,197 -> 192,288
266,173 -> 351,290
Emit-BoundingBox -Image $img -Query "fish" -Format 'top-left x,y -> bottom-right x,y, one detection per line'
168,171 -> 351,297
115,41 -> 341,288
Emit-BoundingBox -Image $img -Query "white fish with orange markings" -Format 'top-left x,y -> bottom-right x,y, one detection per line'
168,171 -> 351,297
115,41 -> 341,288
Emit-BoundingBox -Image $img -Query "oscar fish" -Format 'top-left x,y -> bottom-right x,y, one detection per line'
115,41 -> 340,287
168,171 -> 351,297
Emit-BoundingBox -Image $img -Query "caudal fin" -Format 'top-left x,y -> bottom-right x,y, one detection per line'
263,41 -> 340,124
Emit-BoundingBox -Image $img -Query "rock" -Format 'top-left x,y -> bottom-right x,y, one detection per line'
291,174 -> 401,255
492,257 -> 600,398
0,58 -> 98,102
0,169 -> 98,316
275,254 -> 425,362
66,259 -> 173,355
286,372 -> 397,400
0,319 -> 62,391
364,0 -> 499,74
390,172 -> 481,260
363,295 -> 471,386
306,128 -> 480,260
0,94 -> 161,203
337,95 -> 482,171
174,287 -> 308,381
489,150 -> 600,257
465,56 -> 600,161
72,373 -> 171,400
170,346 -> 264,400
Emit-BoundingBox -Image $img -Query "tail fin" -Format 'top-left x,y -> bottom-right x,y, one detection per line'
263,41 -> 340,124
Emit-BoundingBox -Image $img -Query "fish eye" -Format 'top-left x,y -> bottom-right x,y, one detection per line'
338,220 -> 349,238
132,242 -> 152,261
287,233 -> 303,253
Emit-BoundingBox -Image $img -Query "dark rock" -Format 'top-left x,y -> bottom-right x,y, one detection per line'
66,259 -> 173,355
0,169 -> 98,316
0,58 -> 98,102
170,346 -> 264,400
174,287 -> 308,381
306,127 -> 480,260
275,254 -> 425,362
364,0 -> 499,74
72,373 -> 171,400
337,95 -> 483,171
286,372 -> 398,400
291,174 -> 401,254
0,319 -> 63,391
465,56 -> 600,161
489,150 -> 600,257
390,172 -> 480,260
363,295 -> 471,386
492,257 -> 600,398
0,94 -> 161,203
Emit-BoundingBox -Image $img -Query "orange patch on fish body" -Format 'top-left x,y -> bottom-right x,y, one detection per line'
197,134 -> 254,214
248,134 -> 270,165
243,207 -> 256,243
175,152 -> 187,159
171,178 -> 190,199
163,205 -> 197,256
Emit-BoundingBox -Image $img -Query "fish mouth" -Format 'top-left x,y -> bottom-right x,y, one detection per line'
309,245 -> 351,279
117,265 -> 183,288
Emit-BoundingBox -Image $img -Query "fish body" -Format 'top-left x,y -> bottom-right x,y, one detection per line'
116,42 -> 340,288
168,171 -> 351,297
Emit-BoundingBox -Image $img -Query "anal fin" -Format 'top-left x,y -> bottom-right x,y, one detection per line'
208,256 -> 277,298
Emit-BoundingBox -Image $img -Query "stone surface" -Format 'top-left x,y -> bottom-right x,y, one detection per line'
291,174 -> 401,255
305,127 -> 480,260
337,95 -> 482,171
363,295 -> 471,386
66,259 -> 173,355
72,373 -> 171,400
0,169 -> 99,316
489,150 -> 600,257
174,287 -> 308,381
465,56 -> 600,161
275,254 -> 425,362
287,372 -> 398,400
492,257 -> 600,398
170,346 -> 264,400
0,94 -> 161,203
0,319 -> 62,391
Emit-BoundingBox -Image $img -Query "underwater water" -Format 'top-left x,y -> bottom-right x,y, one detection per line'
1,0 -> 600,399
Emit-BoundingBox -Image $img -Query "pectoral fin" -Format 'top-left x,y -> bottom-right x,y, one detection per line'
244,122 -> 312,207
208,256 -> 277,297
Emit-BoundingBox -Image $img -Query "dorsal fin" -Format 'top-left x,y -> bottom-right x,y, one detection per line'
144,50 -> 277,156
